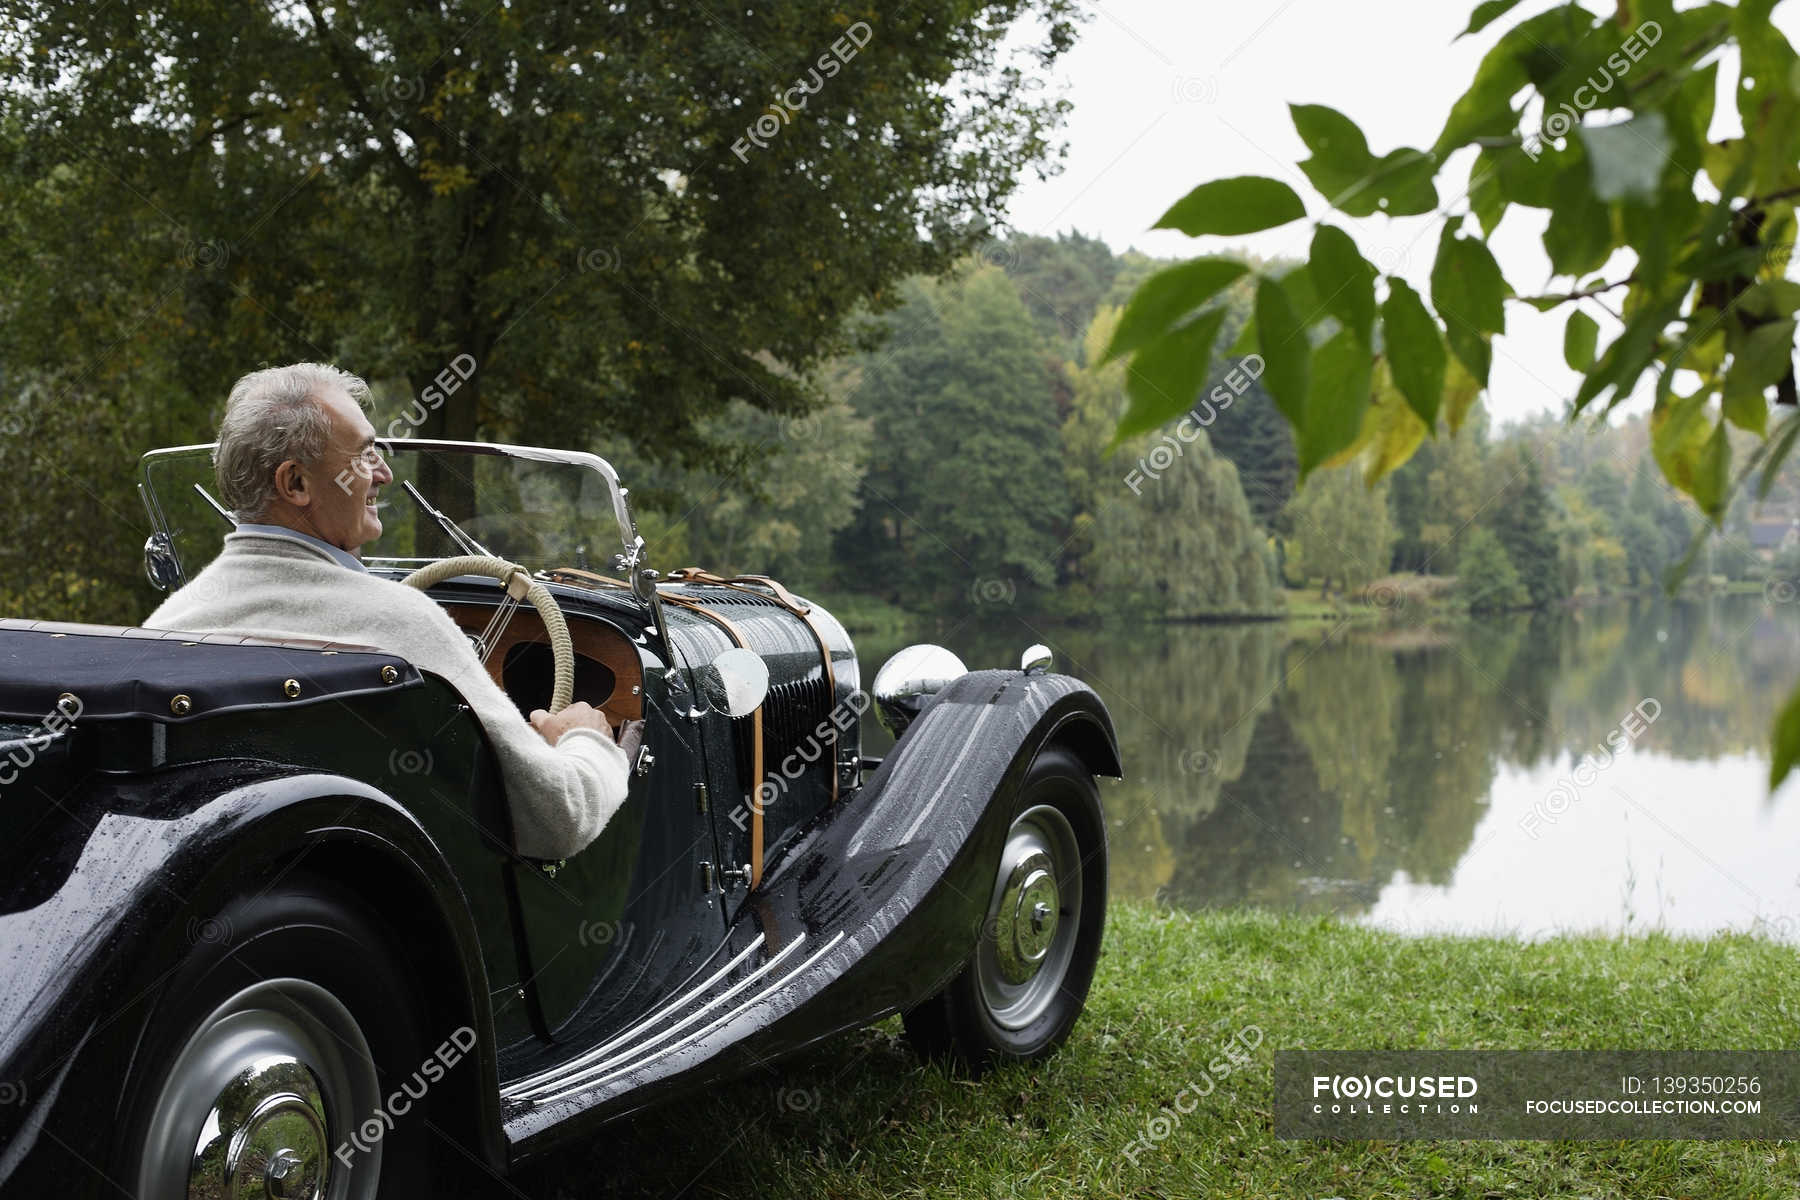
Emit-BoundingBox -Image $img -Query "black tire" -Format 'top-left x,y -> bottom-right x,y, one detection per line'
903,744 -> 1107,1071
115,873 -> 436,1200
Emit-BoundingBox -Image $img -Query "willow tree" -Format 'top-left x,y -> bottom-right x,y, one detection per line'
1106,0 -> 1800,783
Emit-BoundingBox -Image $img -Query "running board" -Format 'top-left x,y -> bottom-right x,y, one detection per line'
501,930 -> 846,1116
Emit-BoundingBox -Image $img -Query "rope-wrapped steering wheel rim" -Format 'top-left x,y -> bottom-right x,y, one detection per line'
398,555 -> 575,713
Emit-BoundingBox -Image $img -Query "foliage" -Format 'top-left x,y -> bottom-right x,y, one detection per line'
1458,527 -> 1530,613
1282,468 -> 1394,595
1488,448 -> 1566,607
1090,426 -> 1279,618
1111,0 -> 1800,781
0,0 -> 1078,620
834,267 -> 1071,611
993,230 -> 1121,348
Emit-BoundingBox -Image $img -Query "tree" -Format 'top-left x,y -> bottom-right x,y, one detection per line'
1487,448 -> 1564,608
1282,469 -> 1394,597
834,265 -> 1070,611
0,0 -> 1078,620
996,231 -> 1121,348
1104,0 -> 1800,785
1091,428 -> 1277,618
1458,528 -> 1528,613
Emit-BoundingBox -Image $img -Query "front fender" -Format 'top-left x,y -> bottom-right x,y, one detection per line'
0,759 -> 503,1191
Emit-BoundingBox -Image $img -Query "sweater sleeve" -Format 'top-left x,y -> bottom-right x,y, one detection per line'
395,597 -> 636,861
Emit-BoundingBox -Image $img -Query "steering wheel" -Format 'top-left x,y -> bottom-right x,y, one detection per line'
400,555 -> 575,714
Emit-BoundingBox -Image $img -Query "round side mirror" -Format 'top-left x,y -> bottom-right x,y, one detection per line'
699,647 -> 769,717
1020,643 -> 1053,674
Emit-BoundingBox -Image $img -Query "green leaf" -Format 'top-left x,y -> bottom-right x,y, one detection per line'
1563,310 -> 1599,371
1111,307 -> 1231,445
1740,279 -> 1800,321
1460,0 -> 1527,37
1256,276 -> 1311,427
1736,318 -> 1797,389
1293,104 -> 1377,212
1578,114 -> 1671,204
1770,683 -> 1800,789
1722,378 -> 1769,435
1469,150 -> 1507,236
1381,278 -> 1447,429
1431,226 -> 1508,386
1543,164 -> 1614,278
1154,177 -> 1307,238
1299,330 -> 1373,477
1308,225 -> 1377,346
1361,369 -> 1430,484
1103,258 -> 1248,363
1435,8 -> 1589,155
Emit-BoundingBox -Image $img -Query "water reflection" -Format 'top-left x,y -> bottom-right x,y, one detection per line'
857,593 -> 1800,940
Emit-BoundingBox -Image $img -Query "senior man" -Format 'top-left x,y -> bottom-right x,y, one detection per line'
145,362 -> 642,861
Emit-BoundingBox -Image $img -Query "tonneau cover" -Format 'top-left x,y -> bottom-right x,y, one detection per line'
0,619 -> 421,722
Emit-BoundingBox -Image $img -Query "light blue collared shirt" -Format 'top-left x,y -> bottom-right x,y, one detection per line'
235,523 -> 369,573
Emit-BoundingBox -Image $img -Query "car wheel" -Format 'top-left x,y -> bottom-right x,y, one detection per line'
903,744 -> 1107,1070
117,874 -> 433,1200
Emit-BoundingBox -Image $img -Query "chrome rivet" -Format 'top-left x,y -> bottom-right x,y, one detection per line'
55,692 -> 79,716
381,665 -> 399,685
283,678 -> 302,699
171,694 -> 193,716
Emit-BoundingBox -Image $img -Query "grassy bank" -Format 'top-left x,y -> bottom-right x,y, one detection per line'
506,904 -> 1800,1199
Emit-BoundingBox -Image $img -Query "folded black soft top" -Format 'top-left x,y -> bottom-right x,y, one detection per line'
0,619 -> 421,723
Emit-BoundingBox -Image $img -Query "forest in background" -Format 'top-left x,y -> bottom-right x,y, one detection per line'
601,231 -> 1800,623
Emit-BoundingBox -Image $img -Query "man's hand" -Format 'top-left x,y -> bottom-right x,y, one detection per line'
530,701 -> 645,763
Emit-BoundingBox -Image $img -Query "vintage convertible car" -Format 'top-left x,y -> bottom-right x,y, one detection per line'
0,441 -> 1120,1198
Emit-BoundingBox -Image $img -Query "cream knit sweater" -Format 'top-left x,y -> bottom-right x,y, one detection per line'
144,530 -> 632,860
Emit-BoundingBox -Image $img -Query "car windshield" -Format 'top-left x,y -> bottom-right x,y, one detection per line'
140,440 -> 639,587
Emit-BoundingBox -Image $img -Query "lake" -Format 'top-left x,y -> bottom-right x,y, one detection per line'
856,592 -> 1800,941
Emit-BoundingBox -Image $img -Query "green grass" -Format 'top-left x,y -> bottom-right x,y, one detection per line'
501,904 -> 1800,1199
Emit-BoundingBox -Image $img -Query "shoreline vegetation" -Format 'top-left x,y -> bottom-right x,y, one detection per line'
510,903 -> 1800,1200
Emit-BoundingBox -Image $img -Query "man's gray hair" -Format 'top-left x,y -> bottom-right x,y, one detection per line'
214,363 -> 371,521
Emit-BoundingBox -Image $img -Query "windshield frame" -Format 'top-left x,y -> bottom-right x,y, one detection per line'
138,437 -> 649,592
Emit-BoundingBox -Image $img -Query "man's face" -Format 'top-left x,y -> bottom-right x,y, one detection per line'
275,386 -> 392,554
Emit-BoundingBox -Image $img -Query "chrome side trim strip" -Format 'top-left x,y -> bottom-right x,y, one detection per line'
512,931 -> 812,1104
505,933 -> 766,1098
528,930 -> 848,1108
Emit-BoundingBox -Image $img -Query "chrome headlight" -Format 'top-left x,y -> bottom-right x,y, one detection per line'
872,643 -> 967,737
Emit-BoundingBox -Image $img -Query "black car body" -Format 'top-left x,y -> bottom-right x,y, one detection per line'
0,440 -> 1120,1198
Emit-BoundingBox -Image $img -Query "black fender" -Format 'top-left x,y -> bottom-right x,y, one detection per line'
796,667 -> 1122,1017
0,759 -> 504,1193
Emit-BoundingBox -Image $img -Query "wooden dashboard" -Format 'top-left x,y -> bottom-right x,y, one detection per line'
442,604 -> 643,725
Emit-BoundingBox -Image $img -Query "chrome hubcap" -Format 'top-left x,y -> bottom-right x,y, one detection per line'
976,803 -> 1082,1030
195,1059 -> 329,1199
133,979 -> 381,1200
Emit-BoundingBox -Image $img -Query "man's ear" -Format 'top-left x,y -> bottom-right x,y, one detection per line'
274,459 -> 311,508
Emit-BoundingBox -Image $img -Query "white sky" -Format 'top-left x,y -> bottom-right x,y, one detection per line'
1002,0 -> 1800,424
